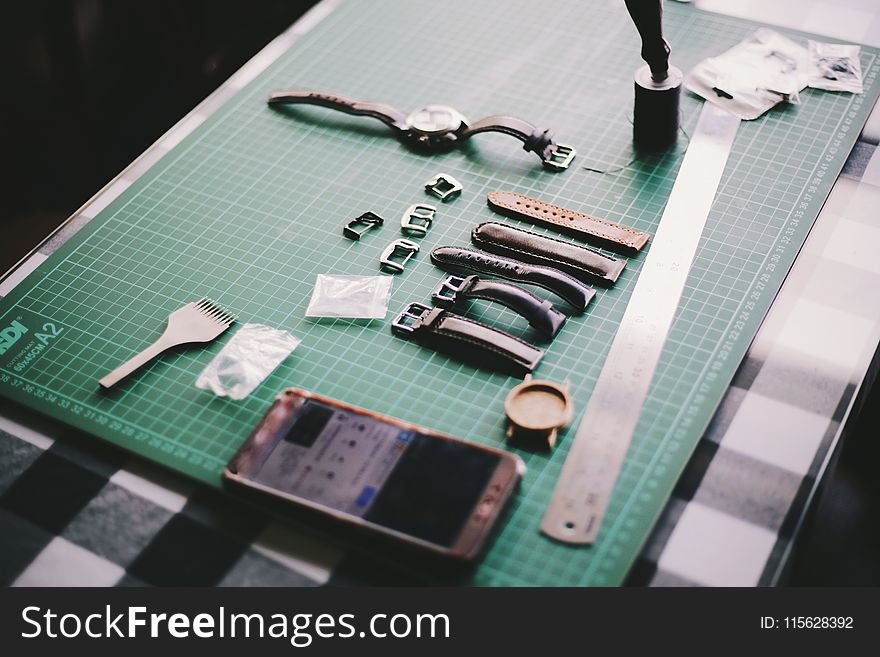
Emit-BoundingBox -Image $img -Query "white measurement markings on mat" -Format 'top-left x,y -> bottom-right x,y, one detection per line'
541,103 -> 741,545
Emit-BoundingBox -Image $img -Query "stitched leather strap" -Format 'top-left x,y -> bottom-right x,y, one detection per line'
433,275 -> 566,339
267,90 -> 407,130
461,116 -> 555,162
430,246 -> 595,314
487,191 -> 651,253
471,222 -> 626,287
397,306 -> 544,376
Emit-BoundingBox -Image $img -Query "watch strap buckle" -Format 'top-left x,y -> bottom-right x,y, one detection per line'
391,302 -> 432,335
543,143 -> 577,171
380,239 -> 420,273
432,274 -> 470,306
400,203 -> 437,237
343,211 -> 384,240
424,174 -> 463,202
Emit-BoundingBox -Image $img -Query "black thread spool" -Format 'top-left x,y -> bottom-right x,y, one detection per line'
633,64 -> 682,151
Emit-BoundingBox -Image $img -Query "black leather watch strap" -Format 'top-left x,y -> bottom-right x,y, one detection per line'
432,275 -> 566,340
430,246 -> 595,313
267,90 -> 407,130
461,116 -> 576,170
472,222 -> 625,287
391,303 -> 544,376
463,115 -> 551,150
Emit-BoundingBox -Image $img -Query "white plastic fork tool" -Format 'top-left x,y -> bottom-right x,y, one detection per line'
98,297 -> 236,389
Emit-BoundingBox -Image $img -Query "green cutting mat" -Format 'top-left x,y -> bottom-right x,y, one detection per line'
1,0 -> 878,585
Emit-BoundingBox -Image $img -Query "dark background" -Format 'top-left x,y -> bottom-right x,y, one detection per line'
1,0 -> 877,585
1,0 -> 317,273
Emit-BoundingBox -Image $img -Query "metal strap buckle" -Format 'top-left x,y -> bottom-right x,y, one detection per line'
543,143 -> 577,171
400,203 -> 437,237
391,302 -> 432,335
424,173 -> 463,202
379,238 -> 420,273
344,212 -> 384,240
431,274 -> 467,306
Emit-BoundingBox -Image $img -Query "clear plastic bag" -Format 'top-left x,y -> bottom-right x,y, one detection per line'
195,323 -> 300,400
305,274 -> 393,319
686,29 -> 810,120
808,41 -> 864,93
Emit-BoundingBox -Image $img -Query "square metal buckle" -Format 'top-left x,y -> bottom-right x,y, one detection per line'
543,143 -> 577,171
424,173 -> 463,202
391,302 -> 432,335
344,211 -> 384,240
379,238 -> 420,274
400,203 -> 437,237
431,274 -> 466,306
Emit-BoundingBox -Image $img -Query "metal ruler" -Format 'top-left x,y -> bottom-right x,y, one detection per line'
541,103 -> 741,544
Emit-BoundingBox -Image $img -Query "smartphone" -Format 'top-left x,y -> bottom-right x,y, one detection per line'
223,388 -> 524,560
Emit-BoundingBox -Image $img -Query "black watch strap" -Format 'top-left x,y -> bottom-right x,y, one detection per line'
432,275 -> 566,339
392,303 -> 544,376
461,115 -> 576,171
430,246 -> 595,313
267,90 -> 407,130
472,222 -> 626,287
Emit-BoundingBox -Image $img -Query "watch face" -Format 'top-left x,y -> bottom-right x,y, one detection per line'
406,105 -> 465,136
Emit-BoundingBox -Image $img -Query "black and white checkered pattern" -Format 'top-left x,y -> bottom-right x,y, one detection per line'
0,414 -> 344,586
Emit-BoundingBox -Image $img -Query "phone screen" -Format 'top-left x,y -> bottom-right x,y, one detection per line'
245,398 -> 502,548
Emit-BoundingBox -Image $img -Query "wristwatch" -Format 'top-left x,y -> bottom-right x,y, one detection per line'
267,90 -> 576,171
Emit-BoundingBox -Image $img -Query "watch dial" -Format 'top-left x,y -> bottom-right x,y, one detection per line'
406,105 -> 464,135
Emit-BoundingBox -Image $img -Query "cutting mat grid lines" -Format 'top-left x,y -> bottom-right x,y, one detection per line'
1,0 -> 877,586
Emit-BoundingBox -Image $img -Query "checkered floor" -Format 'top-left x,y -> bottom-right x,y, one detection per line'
1,417 -> 343,587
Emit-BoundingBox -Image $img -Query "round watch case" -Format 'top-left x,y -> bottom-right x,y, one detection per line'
504,375 -> 572,449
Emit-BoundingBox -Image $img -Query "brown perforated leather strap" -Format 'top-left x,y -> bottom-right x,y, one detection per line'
487,191 -> 651,253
